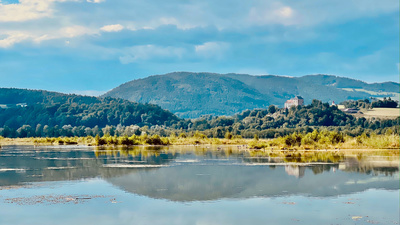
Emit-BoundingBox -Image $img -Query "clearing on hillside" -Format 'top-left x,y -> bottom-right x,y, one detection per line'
361,108 -> 400,119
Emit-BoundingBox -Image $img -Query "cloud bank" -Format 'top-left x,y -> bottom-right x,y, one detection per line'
0,0 -> 398,92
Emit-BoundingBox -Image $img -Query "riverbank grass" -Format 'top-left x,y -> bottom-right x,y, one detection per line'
0,131 -> 398,150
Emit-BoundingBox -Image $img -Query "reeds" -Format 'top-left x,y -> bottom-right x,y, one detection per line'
1,130 -> 398,150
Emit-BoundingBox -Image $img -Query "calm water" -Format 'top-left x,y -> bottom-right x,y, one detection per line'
0,145 -> 399,225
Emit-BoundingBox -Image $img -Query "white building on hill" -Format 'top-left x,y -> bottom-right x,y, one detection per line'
284,96 -> 304,108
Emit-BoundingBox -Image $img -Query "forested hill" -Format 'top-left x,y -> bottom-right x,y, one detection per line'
187,100 -> 399,138
0,88 -> 181,129
103,72 -> 399,118
103,72 -> 268,118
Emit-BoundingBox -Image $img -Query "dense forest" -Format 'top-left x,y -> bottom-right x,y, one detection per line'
0,88 -> 181,131
181,99 -> 399,138
371,98 -> 398,108
0,88 -> 398,139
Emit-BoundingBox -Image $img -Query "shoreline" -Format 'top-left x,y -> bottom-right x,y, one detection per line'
1,137 -> 399,154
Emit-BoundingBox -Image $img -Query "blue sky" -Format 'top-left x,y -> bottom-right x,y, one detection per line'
0,0 -> 398,95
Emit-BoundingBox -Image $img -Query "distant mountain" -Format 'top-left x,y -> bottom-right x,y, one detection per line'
0,88 -> 180,129
298,75 -> 399,92
103,72 -> 268,118
103,72 -> 399,118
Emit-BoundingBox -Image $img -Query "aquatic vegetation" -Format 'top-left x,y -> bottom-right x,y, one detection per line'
1,130 -> 398,152
343,133 -> 400,149
32,137 -> 80,145
249,130 -> 398,150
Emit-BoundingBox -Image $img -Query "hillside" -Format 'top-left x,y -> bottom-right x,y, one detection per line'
298,75 -> 399,92
103,72 -> 268,118
103,72 -> 399,118
0,88 -> 180,129
224,74 -> 370,105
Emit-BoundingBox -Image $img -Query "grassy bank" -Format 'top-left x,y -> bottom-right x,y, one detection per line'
0,130 -> 399,150
248,130 -> 399,150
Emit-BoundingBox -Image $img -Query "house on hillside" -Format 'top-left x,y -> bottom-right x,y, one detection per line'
0,103 -> 28,109
16,103 -> 27,107
342,108 -> 359,114
284,96 -> 304,109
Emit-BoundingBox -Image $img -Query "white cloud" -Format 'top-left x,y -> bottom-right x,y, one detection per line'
87,0 -> 105,3
0,25 -> 96,48
0,0 -> 81,22
249,4 -> 298,26
100,24 -> 124,32
195,42 -> 229,59
33,34 -> 51,43
119,45 -> 186,64
0,0 -> 398,54
60,25 -> 93,38
247,0 -> 398,27
158,17 -> 197,30
0,0 -> 53,22
122,17 -> 198,31
278,7 -> 293,18
0,32 -> 30,48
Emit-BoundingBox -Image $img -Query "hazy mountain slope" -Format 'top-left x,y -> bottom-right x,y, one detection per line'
224,74 -> 370,105
104,72 -> 269,118
104,72 -> 399,118
298,75 -> 399,92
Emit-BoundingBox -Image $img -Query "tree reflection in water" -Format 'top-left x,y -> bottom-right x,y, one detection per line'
0,145 -> 398,202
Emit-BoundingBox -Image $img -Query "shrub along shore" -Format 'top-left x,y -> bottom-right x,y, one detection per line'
1,130 -> 398,150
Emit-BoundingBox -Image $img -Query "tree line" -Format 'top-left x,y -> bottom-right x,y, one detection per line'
341,98 -> 398,109
1,99 -> 398,139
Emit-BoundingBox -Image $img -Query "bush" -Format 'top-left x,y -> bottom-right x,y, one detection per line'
94,134 -> 106,146
249,140 -> 267,149
145,134 -> 168,145
284,133 -> 302,147
119,135 -> 133,145
253,134 -> 259,141
225,131 -> 233,139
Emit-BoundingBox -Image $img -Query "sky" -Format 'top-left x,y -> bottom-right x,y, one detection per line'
0,0 -> 399,96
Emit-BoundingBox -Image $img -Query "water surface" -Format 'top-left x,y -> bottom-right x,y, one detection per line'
0,145 -> 399,225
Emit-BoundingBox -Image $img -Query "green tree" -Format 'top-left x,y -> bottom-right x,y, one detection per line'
268,105 -> 276,114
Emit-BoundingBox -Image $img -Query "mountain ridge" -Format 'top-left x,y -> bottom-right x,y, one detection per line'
103,72 -> 399,118
104,72 -> 270,118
